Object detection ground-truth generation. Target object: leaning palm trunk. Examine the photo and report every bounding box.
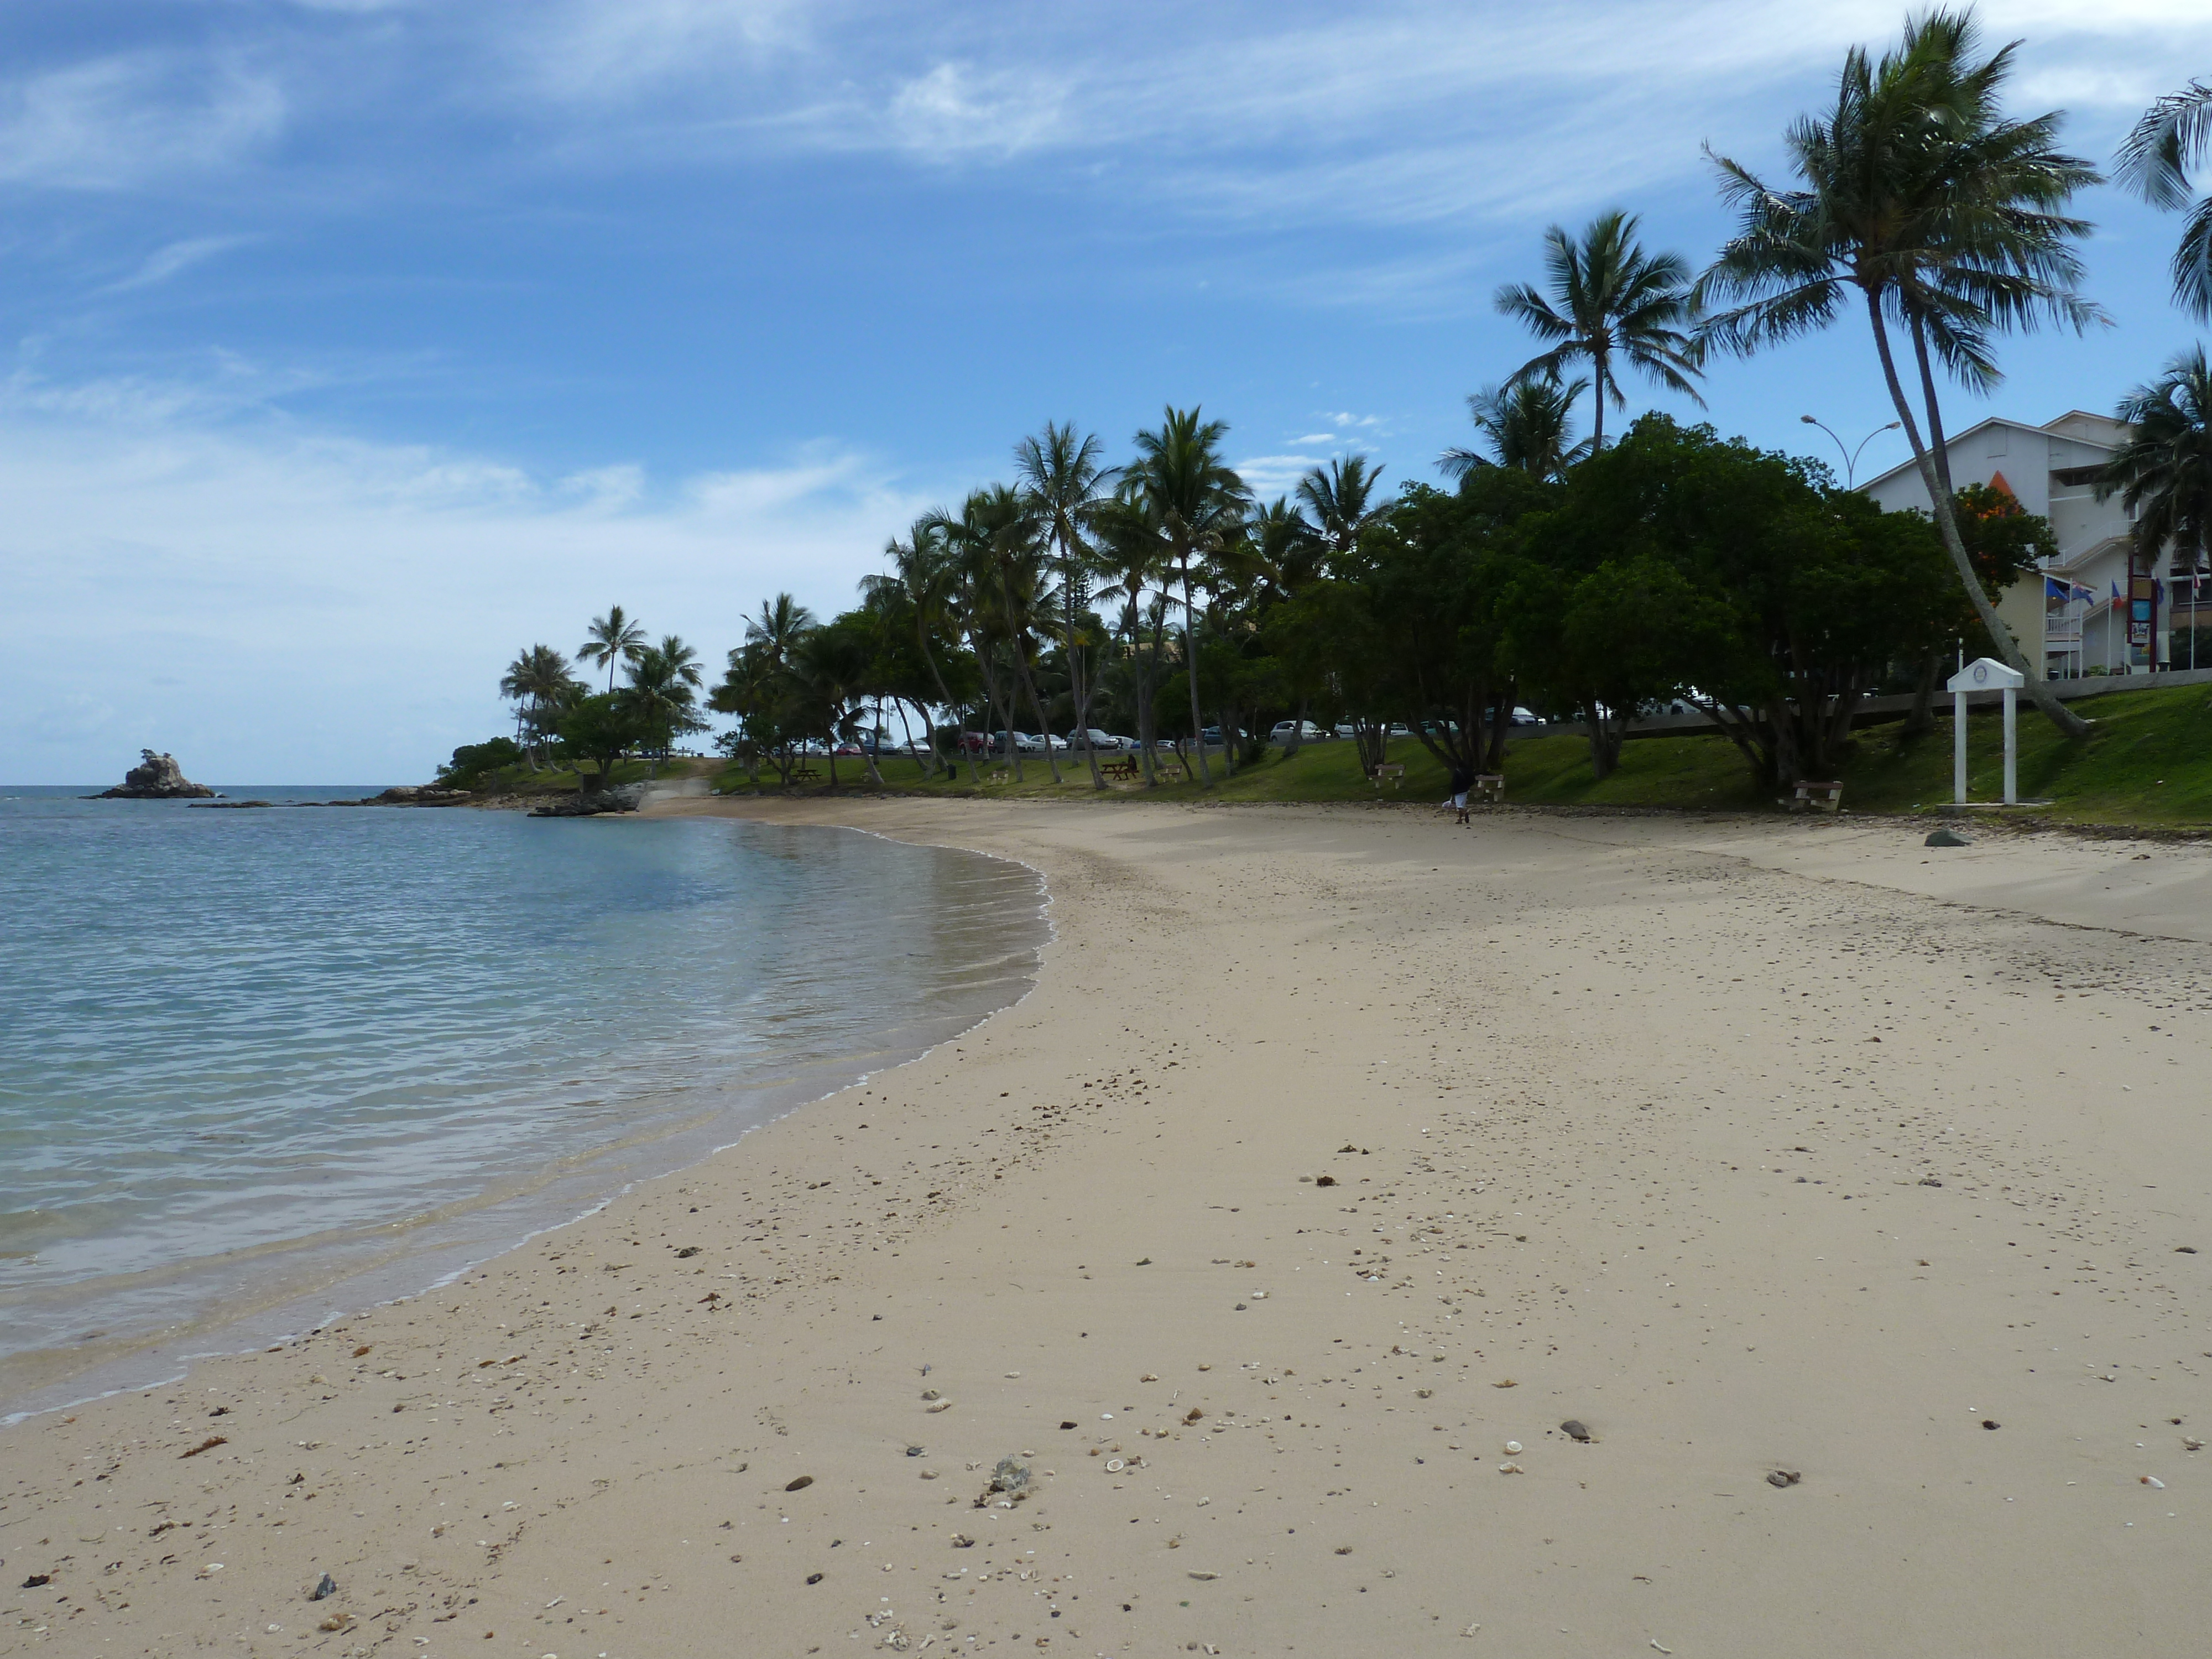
[1014,646,1062,785]
[973,639,1019,781]
[919,646,975,784]
[1867,294,2090,738]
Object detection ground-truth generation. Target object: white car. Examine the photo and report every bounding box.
[1271,720,1327,744]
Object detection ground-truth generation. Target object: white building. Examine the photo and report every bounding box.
[1860,410,2199,677]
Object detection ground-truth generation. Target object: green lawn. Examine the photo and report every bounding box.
[701,684,2212,828]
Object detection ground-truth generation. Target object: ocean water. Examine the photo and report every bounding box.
[0,787,1045,1415]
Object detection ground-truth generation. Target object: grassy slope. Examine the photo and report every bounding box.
[709,681,2212,827]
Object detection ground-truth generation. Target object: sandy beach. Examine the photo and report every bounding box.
[6,796,2211,1658]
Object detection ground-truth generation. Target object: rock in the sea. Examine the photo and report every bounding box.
[95,750,215,799]
[372,785,475,807]
[529,783,644,818]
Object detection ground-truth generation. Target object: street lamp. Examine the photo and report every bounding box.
[1801,414,1902,488]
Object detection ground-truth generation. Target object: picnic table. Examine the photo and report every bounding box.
[1788,779,1844,813]
[1101,756,1139,780]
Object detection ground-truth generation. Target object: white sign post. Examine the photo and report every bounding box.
[1947,656,2026,805]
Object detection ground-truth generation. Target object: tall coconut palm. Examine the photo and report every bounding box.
[1127,406,1250,787]
[1495,210,1704,452]
[2114,79,2212,320]
[1440,378,1594,481]
[2100,347,2212,597]
[1697,7,2103,737]
[1293,455,1389,559]
[578,606,648,691]
[1016,422,1114,788]
[743,593,817,670]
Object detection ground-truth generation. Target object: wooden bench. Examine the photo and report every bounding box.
[1471,773,1505,804]
[1371,763,1406,789]
[1789,779,1844,813]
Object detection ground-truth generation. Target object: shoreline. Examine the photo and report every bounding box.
[5,797,2210,1656]
[0,813,1047,1425]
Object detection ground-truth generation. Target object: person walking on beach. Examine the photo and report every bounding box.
[1448,764,1474,826]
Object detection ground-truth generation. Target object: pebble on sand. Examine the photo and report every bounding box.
[785,1475,815,1492]
[309,1572,338,1600]
[1560,1420,1592,1442]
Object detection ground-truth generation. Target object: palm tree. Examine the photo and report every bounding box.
[1495,210,1704,452]
[578,606,648,691]
[499,644,577,763]
[1698,7,2103,737]
[1091,491,1173,784]
[2100,348,2212,614]
[1127,406,1250,786]
[1293,455,1389,558]
[1016,422,1114,788]
[865,516,969,780]
[624,635,706,770]
[1441,379,1593,481]
[744,593,816,670]
[2114,79,2212,320]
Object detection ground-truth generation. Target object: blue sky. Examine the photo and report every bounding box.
[6,0,2210,782]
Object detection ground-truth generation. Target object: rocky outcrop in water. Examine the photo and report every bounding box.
[372,786,474,806]
[529,783,644,817]
[96,750,215,799]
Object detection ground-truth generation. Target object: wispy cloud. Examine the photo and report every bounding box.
[0,54,284,190]
[98,235,259,294]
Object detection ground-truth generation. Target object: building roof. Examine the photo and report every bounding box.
[1859,410,2124,494]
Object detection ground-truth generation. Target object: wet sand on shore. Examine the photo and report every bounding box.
[5,796,2209,1658]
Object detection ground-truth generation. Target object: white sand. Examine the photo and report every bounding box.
[4,798,2208,1657]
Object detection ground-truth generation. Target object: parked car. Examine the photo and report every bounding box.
[956,732,990,754]
[1509,706,1538,727]
[1270,720,1327,744]
[990,731,1048,754]
[1333,723,1357,739]
[1066,728,1124,752]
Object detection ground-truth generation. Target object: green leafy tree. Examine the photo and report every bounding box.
[1525,416,1955,786]
[1495,210,1704,452]
[1698,7,2104,737]
[554,693,650,790]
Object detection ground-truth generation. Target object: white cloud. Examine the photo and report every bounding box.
[0,373,933,783]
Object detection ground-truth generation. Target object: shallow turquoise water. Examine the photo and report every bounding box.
[0,789,1042,1408]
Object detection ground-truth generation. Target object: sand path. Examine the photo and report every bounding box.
[4,799,2208,1658]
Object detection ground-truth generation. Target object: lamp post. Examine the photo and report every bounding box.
[1801,415,1902,489]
